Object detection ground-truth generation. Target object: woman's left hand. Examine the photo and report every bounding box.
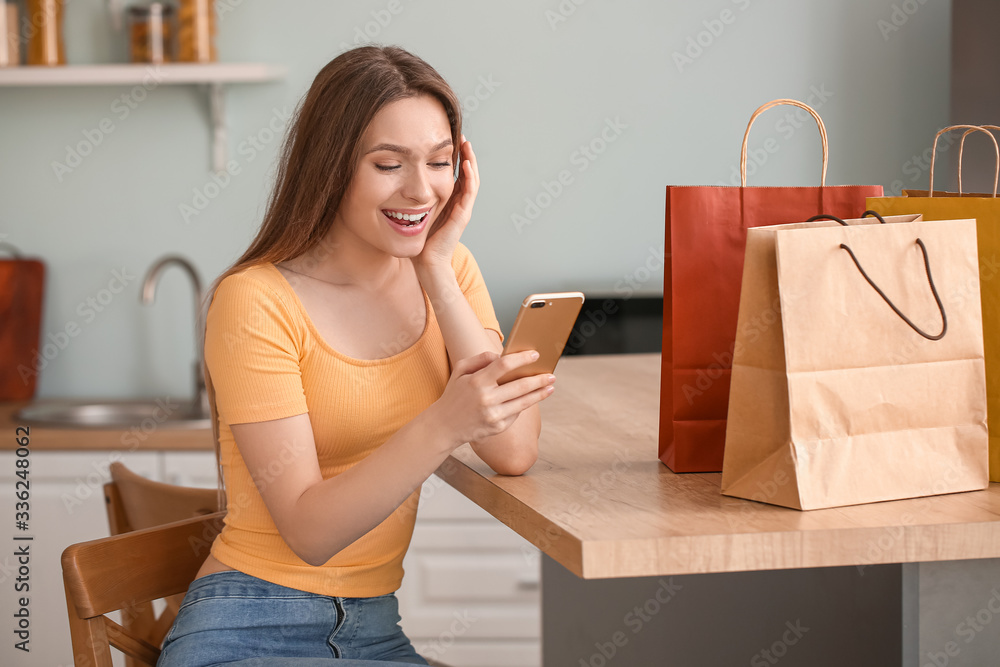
[413,136,479,273]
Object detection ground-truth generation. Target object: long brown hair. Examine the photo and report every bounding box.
[203,46,463,502]
[217,45,463,287]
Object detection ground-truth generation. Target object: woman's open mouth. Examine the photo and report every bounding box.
[382,209,431,236]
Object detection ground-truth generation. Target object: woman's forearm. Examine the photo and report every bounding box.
[419,266,498,360]
[417,266,541,475]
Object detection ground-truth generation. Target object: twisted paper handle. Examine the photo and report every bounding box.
[927,125,999,198]
[741,99,828,187]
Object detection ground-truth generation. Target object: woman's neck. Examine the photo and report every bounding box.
[283,224,405,291]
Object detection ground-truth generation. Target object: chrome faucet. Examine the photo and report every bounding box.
[141,255,208,416]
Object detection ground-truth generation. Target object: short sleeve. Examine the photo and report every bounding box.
[205,270,309,425]
[452,243,503,342]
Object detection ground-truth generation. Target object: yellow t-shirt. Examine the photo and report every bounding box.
[204,243,501,597]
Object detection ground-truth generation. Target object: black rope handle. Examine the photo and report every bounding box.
[807,214,848,226]
[839,238,947,340]
[807,211,889,226]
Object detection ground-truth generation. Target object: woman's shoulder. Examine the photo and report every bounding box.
[211,264,297,316]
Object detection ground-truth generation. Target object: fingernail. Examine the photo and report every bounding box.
[530,351,540,360]
[546,385,555,393]
[547,374,556,383]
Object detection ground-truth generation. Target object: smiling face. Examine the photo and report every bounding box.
[333,95,456,259]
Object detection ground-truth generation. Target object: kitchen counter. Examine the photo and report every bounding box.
[435,353,1000,579]
[1,399,214,450]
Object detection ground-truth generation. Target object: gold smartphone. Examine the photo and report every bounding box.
[498,292,585,384]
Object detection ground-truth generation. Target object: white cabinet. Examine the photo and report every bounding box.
[0,450,540,667]
[398,476,542,667]
[0,449,160,667]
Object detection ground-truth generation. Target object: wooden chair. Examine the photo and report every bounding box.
[62,511,226,667]
[98,465,452,667]
[104,461,222,534]
[102,462,222,666]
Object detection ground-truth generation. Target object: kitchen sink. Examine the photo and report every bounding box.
[15,399,211,430]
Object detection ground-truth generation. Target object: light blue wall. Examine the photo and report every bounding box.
[1,0,951,399]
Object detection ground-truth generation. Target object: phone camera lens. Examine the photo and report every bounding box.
[530,301,545,309]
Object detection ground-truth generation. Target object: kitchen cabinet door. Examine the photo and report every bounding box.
[0,449,159,667]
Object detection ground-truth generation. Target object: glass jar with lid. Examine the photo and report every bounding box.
[26,0,65,66]
[0,1,18,67]
[129,3,176,64]
[177,0,216,63]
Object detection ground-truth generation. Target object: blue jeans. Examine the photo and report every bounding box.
[157,571,428,666]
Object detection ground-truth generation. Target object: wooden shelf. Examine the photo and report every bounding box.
[0,63,285,86]
[0,63,287,172]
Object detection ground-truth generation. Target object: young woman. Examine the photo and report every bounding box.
[157,46,555,666]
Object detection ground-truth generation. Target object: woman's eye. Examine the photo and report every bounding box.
[375,164,400,172]
[429,161,452,169]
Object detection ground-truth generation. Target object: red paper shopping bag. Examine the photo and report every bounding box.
[660,99,883,472]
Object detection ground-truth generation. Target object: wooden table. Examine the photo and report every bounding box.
[435,354,1000,666]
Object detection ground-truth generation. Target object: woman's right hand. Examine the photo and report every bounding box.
[429,350,555,448]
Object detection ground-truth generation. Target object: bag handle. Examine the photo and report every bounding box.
[806,210,887,226]
[927,125,999,198]
[839,239,947,340]
[741,99,829,187]
[956,125,1000,195]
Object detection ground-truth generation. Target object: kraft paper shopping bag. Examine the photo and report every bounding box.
[662,99,883,472]
[722,215,988,510]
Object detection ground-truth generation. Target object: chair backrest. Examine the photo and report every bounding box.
[106,461,221,533]
[100,462,222,667]
[62,511,226,667]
